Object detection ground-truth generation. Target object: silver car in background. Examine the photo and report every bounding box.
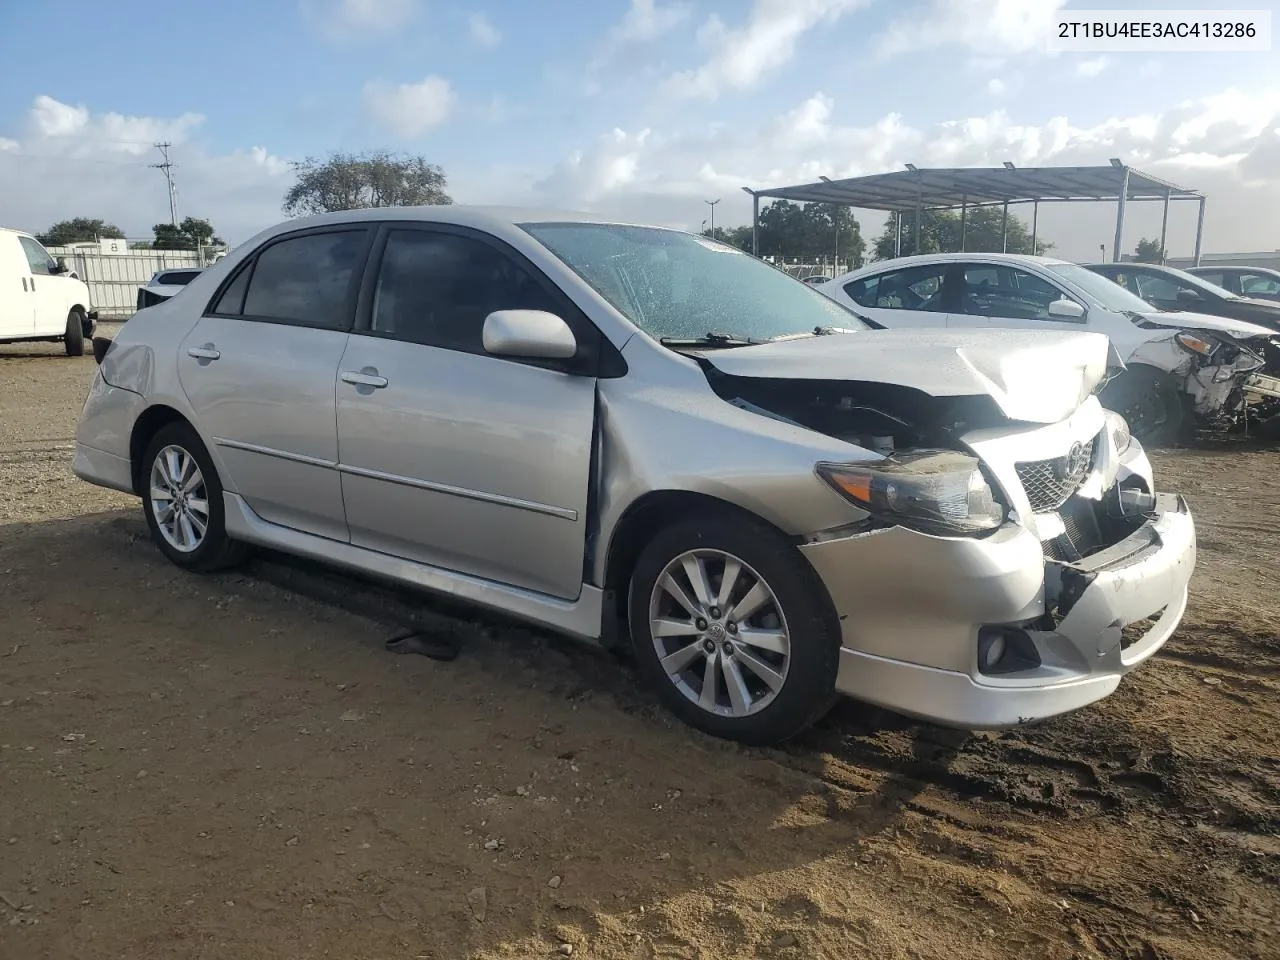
[74,207,1196,744]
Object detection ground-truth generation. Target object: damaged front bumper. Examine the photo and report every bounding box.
[799,494,1196,728]
[1243,372,1280,402]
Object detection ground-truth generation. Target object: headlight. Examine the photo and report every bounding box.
[1104,409,1132,455]
[1175,331,1219,357]
[816,450,1005,537]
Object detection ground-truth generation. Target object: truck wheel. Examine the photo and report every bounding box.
[64,309,86,357]
[1100,367,1184,447]
[627,512,841,745]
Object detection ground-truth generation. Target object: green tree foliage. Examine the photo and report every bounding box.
[871,207,1052,260]
[153,217,224,250]
[1133,237,1165,263]
[37,218,125,246]
[702,201,866,266]
[282,150,452,216]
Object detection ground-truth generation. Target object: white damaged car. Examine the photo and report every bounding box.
[820,253,1280,444]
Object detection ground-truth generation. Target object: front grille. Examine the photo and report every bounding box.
[1015,432,1100,513]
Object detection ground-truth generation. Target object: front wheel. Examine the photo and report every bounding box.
[1099,367,1185,447]
[64,309,86,357]
[141,423,248,572]
[627,513,841,745]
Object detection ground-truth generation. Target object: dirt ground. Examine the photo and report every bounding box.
[2,332,1277,960]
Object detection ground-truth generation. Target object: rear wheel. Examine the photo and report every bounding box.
[1100,367,1184,446]
[141,422,248,572]
[627,513,840,745]
[64,309,86,357]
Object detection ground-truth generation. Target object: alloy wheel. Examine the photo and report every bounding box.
[149,444,210,553]
[647,549,791,718]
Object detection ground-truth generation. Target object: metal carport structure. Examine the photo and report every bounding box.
[742,160,1206,265]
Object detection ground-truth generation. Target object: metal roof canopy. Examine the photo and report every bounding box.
[742,161,1207,265]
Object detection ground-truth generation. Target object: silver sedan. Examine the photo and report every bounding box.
[74,207,1196,744]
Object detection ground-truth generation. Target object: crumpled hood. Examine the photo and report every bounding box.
[696,328,1120,424]
[1135,310,1275,339]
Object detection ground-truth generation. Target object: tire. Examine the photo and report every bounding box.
[627,512,841,745]
[1099,366,1184,447]
[64,309,86,357]
[141,422,248,573]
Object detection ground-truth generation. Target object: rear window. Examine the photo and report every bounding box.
[155,270,201,285]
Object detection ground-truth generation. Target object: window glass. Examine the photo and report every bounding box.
[520,222,866,341]
[1240,273,1280,295]
[371,230,563,352]
[19,236,57,275]
[1194,271,1225,287]
[859,264,949,312]
[211,263,252,315]
[1133,273,1183,303]
[956,264,1068,320]
[241,230,368,327]
[843,275,880,308]
[157,270,202,285]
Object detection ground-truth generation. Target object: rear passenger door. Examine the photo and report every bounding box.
[334,223,600,600]
[838,262,952,328]
[177,226,373,542]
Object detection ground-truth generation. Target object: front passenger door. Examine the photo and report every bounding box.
[949,263,1084,332]
[335,225,599,600]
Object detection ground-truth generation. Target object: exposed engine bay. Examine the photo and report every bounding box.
[701,365,1013,457]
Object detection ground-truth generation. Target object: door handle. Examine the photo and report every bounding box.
[29,277,35,291]
[187,344,221,361]
[22,277,27,292]
[341,369,389,389]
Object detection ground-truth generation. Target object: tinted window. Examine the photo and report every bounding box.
[157,270,201,285]
[1241,273,1280,296]
[1194,271,1225,287]
[371,230,562,353]
[211,263,251,315]
[956,264,1069,320]
[1133,273,1185,303]
[19,236,57,275]
[857,264,949,312]
[241,230,368,328]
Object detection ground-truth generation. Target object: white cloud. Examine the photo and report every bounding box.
[1075,56,1109,78]
[469,12,501,48]
[363,75,455,138]
[613,0,690,42]
[987,78,1007,95]
[0,96,291,242]
[300,0,417,39]
[665,0,870,99]
[519,86,1280,260]
[875,0,1066,58]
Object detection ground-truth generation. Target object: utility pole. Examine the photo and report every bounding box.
[705,198,720,234]
[152,142,178,226]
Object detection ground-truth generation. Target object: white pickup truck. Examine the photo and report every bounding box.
[0,227,97,355]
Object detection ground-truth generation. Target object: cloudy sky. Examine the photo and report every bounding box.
[1,0,1278,260]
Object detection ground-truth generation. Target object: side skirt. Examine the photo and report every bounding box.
[222,492,605,643]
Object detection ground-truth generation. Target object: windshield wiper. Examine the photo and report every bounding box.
[658,331,766,347]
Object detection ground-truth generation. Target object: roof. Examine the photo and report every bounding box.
[279,205,647,232]
[750,164,1202,212]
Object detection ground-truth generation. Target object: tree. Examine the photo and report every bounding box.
[282,150,452,216]
[699,225,754,251]
[37,218,125,246]
[153,217,224,250]
[871,207,1052,260]
[724,200,865,266]
[1133,237,1165,263]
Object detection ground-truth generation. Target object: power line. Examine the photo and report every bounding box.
[151,142,178,226]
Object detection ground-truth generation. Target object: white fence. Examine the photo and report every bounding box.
[47,244,222,320]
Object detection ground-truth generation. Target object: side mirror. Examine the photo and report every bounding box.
[1176,289,1202,304]
[53,258,69,274]
[1047,298,1085,319]
[482,310,577,360]
[92,336,112,365]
